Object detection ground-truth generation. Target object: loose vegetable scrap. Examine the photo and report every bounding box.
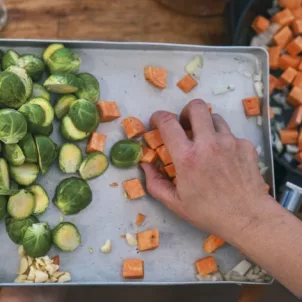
[123,178,146,200]
[203,235,225,254]
[136,213,146,227]
[144,66,167,89]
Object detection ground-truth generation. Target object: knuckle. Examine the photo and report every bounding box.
[155,111,176,128]
[238,139,257,156]
[218,134,236,149]
[181,146,199,167]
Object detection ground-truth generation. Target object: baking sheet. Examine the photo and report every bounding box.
[0,40,273,285]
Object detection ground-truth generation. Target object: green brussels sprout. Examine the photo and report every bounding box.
[2,50,20,70]
[30,83,51,101]
[33,123,53,136]
[75,73,100,103]
[19,133,38,163]
[59,143,82,173]
[27,184,49,215]
[27,98,54,127]
[0,158,10,190]
[0,195,7,221]
[0,50,4,71]
[0,109,27,144]
[79,152,109,180]
[54,177,92,215]
[68,99,100,133]
[7,189,35,219]
[52,222,81,252]
[18,103,45,132]
[44,73,79,94]
[60,116,90,141]
[35,135,58,174]
[42,43,64,62]
[3,144,25,166]
[23,222,52,257]
[18,55,45,82]
[10,163,39,186]
[110,140,142,168]
[54,94,77,119]
[5,215,39,244]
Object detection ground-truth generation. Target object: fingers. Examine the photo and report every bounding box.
[179,99,215,140]
[212,114,232,134]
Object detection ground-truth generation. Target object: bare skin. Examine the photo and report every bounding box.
[141,99,302,298]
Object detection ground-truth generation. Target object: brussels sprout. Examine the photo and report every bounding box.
[30,83,51,101]
[28,98,54,127]
[18,103,45,133]
[52,222,81,252]
[110,140,142,168]
[60,116,90,141]
[79,152,108,180]
[75,73,100,103]
[23,222,52,257]
[54,94,77,119]
[34,123,53,136]
[35,135,57,174]
[44,73,79,94]
[53,177,92,215]
[18,55,45,82]
[19,133,38,163]
[0,158,10,190]
[7,189,35,219]
[59,143,82,173]
[3,144,25,166]
[2,50,20,70]
[0,50,4,71]
[42,43,64,63]
[27,184,49,215]
[5,215,39,244]
[0,196,7,220]
[68,99,100,133]
[10,163,39,186]
[0,109,27,144]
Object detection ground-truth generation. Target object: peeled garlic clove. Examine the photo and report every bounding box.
[18,245,25,257]
[34,271,48,283]
[50,276,58,283]
[58,272,71,283]
[27,256,33,267]
[27,266,36,281]
[19,257,28,275]
[100,240,112,253]
[41,256,52,265]
[45,264,59,276]
[126,233,137,246]
[53,271,65,279]
[14,274,27,283]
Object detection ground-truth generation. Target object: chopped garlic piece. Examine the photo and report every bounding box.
[19,257,28,275]
[45,264,59,276]
[58,272,71,283]
[126,233,137,246]
[14,275,28,283]
[18,245,25,257]
[256,116,263,127]
[212,85,235,95]
[254,81,264,98]
[27,266,36,281]
[34,271,48,283]
[100,240,112,253]
[53,271,65,279]
[232,260,252,276]
[185,55,203,79]
[27,256,33,267]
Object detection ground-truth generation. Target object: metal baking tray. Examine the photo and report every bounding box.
[0,39,274,286]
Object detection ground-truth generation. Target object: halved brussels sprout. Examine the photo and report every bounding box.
[18,55,45,82]
[60,116,90,141]
[110,140,142,168]
[54,177,92,215]
[59,143,82,173]
[19,103,46,132]
[54,94,77,119]
[34,123,53,136]
[23,222,52,257]
[3,143,25,166]
[0,109,27,144]
[76,73,100,103]
[7,189,35,219]
[0,196,7,221]
[42,43,64,63]
[35,135,58,174]
[28,98,54,127]
[68,99,100,132]
[0,158,10,190]
[79,152,109,180]
[10,163,39,186]
[27,184,49,215]
[0,180,19,196]
[52,222,81,252]
[44,73,79,94]
[0,50,3,71]
[30,83,51,101]
[5,215,39,244]
[2,49,20,70]
[19,133,38,163]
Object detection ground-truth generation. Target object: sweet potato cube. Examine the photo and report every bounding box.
[288,86,302,106]
[195,256,218,276]
[177,74,198,93]
[280,67,298,85]
[286,36,302,56]
[292,19,302,35]
[136,213,146,227]
[203,235,225,254]
[121,117,146,139]
[272,8,295,26]
[287,106,302,129]
[97,101,121,122]
[252,16,270,33]
[268,46,282,70]
[144,129,163,149]
[298,60,302,71]
[137,228,159,252]
[279,0,301,9]
[291,7,302,19]
[144,66,167,89]
[123,259,144,279]
[299,131,302,150]
[242,97,261,116]
[156,145,172,165]
[293,71,302,88]
[140,145,158,163]
[164,163,176,178]
[279,54,300,70]
[123,178,146,200]
[86,132,106,153]
[273,26,293,48]
[279,129,299,144]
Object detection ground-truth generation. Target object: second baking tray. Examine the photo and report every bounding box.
[0,40,273,285]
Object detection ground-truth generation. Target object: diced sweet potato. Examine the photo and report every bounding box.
[53,256,60,266]
[136,213,146,227]
[286,36,302,56]
[273,26,293,48]
[203,235,226,253]
[287,106,302,129]
[123,259,144,279]
[293,71,302,88]
[291,7,302,19]
[268,46,282,69]
[121,117,147,139]
[86,132,106,153]
[292,19,302,35]
[97,101,121,122]
[123,178,146,200]
[299,131,302,150]
[252,16,270,34]
[270,75,285,94]
[279,129,299,144]
[140,145,158,163]
[177,74,198,93]
[164,163,176,178]
[144,129,164,149]
[137,228,159,252]
[195,256,218,276]
[272,8,295,26]
[144,66,167,89]
[242,97,261,116]
[279,0,301,9]
[280,67,298,85]
[172,178,177,185]
[279,54,301,70]
[156,145,172,165]
[288,86,302,106]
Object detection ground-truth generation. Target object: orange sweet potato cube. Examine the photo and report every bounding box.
[273,26,293,48]
[123,178,146,200]
[298,60,302,71]
[97,101,121,122]
[286,36,302,56]
[195,256,218,276]
[203,235,226,254]
[268,46,282,70]
[280,67,298,85]
[272,8,295,26]
[177,74,198,93]
[279,0,301,9]
[123,259,144,279]
[156,145,172,165]
[288,86,302,106]
[299,131,302,150]
[279,129,299,144]
[140,145,158,163]
[293,71,302,88]
[242,97,261,116]
[252,16,270,33]
[144,129,164,149]
[279,54,300,70]
[121,117,147,139]
[144,66,167,89]
[287,106,302,129]
[86,132,106,153]
[291,7,302,19]
[136,213,146,227]
[292,19,302,35]
[164,163,176,178]
[137,228,159,252]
